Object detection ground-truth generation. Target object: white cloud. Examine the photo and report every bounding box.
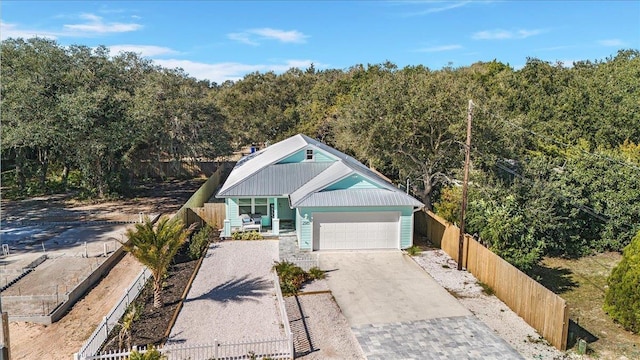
[152,59,322,84]
[109,44,178,57]
[598,39,626,47]
[417,44,462,52]
[407,1,471,16]
[472,28,544,40]
[250,28,308,43]
[227,32,259,46]
[63,13,142,34]
[0,21,59,40]
[228,28,309,45]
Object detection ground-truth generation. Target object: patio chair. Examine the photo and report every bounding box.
[240,214,261,232]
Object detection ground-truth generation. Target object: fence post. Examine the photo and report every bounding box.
[214,339,219,359]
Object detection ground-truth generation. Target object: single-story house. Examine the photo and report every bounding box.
[216,134,424,251]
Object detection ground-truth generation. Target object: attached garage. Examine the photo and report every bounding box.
[312,211,400,250]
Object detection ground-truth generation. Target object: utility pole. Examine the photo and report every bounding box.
[458,100,474,271]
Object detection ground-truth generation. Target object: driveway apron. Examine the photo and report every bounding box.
[320,251,523,359]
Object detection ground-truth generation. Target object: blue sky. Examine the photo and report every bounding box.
[2,1,639,84]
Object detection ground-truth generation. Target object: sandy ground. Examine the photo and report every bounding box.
[290,279,365,359]
[412,249,579,360]
[8,253,143,360]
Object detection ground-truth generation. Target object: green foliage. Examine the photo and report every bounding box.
[307,266,326,280]
[129,345,166,360]
[118,303,141,350]
[188,225,215,260]
[434,186,462,225]
[122,216,194,308]
[405,245,422,256]
[273,261,323,295]
[231,230,263,240]
[603,231,640,332]
[477,281,495,296]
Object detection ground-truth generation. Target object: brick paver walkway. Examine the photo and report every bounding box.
[352,315,524,360]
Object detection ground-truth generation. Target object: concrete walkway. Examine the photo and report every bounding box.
[168,240,284,344]
[321,251,522,359]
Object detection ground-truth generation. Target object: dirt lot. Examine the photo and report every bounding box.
[533,253,640,359]
[1,178,206,359]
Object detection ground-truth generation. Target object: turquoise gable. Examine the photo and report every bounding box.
[325,174,382,190]
[277,147,336,164]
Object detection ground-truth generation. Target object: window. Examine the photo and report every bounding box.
[238,198,269,216]
[238,198,252,215]
[254,198,268,216]
[306,149,314,160]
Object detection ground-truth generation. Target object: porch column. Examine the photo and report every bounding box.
[223,219,231,237]
[272,197,280,235]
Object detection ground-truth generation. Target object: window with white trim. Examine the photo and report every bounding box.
[238,198,269,216]
[306,149,314,160]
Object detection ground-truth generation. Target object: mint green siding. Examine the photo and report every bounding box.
[226,198,241,227]
[313,151,334,162]
[325,174,382,190]
[296,206,415,250]
[277,148,336,164]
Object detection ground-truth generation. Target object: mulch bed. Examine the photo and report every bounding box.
[101,244,199,352]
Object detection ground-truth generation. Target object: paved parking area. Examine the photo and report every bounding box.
[320,251,522,359]
[352,316,523,360]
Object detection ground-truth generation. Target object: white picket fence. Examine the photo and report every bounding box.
[77,270,294,360]
[85,338,292,360]
[75,267,151,360]
[285,255,319,272]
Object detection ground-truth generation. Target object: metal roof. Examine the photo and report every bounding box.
[216,133,425,210]
[293,189,425,208]
[217,135,308,196]
[219,162,333,196]
[289,161,353,205]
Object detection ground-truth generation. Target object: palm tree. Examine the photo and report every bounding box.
[122,216,194,308]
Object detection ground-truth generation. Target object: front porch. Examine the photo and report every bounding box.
[221,196,297,238]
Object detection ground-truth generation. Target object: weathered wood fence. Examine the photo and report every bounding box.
[415,210,570,351]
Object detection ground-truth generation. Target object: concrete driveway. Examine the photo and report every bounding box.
[320,251,523,359]
[320,251,470,326]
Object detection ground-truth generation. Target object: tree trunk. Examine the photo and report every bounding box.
[421,176,434,211]
[61,164,69,189]
[38,148,48,189]
[153,278,163,308]
[15,148,26,190]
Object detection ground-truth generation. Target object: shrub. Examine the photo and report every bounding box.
[189,225,215,260]
[307,266,326,280]
[129,345,166,360]
[603,230,640,333]
[405,245,422,256]
[231,230,263,240]
[273,261,317,296]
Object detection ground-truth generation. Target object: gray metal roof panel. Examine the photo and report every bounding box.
[289,162,353,205]
[217,135,308,196]
[294,189,424,208]
[220,162,333,196]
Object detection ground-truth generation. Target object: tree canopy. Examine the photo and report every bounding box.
[2,37,639,269]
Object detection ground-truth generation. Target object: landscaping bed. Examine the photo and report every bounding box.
[101,242,201,352]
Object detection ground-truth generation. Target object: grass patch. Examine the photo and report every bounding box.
[405,245,422,256]
[535,253,640,358]
[477,281,495,296]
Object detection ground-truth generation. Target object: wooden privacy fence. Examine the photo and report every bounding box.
[174,163,228,227]
[415,210,570,351]
[187,203,226,229]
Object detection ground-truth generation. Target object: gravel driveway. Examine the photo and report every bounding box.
[168,240,283,344]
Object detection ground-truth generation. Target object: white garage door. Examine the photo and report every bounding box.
[313,212,400,250]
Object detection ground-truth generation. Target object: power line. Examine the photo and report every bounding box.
[473,104,640,172]
[471,146,611,224]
